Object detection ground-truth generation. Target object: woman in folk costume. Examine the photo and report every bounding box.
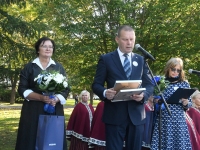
[89,101,126,150]
[89,101,106,150]
[141,95,155,150]
[66,90,94,150]
[186,90,200,149]
[185,112,200,150]
[187,90,200,135]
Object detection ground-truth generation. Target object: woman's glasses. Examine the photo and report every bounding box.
[40,45,54,49]
[170,68,181,73]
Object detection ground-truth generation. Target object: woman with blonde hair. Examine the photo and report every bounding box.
[151,58,192,150]
[190,90,200,110]
[66,90,94,150]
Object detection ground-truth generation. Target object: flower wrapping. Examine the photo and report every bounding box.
[152,76,169,111]
[34,71,68,113]
[152,76,169,95]
[43,92,56,114]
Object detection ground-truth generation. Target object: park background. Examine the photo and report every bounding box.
[0,0,200,149]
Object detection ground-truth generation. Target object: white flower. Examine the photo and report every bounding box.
[63,81,68,88]
[44,75,52,85]
[34,71,68,93]
[53,73,64,84]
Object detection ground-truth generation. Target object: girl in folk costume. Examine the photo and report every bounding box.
[66,90,94,150]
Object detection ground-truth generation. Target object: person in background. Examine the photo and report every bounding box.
[187,90,200,135]
[141,95,155,150]
[74,94,79,105]
[151,57,192,150]
[89,101,106,150]
[186,90,200,149]
[66,90,94,150]
[89,101,126,150]
[92,25,154,150]
[185,112,200,150]
[15,37,69,150]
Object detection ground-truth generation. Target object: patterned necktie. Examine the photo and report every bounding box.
[123,53,131,79]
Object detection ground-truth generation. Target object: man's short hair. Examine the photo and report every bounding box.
[116,25,134,37]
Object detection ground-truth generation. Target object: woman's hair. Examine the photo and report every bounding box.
[79,90,90,100]
[191,90,200,103]
[34,37,56,56]
[164,57,185,81]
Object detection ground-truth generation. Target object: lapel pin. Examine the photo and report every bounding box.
[132,61,138,67]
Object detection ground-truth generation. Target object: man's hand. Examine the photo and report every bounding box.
[131,92,144,102]
[106,88,117,100]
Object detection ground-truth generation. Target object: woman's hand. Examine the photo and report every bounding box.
[181,98,189,106]
[40,95,60,106]
[50,96,60,106]
[40,95,52,104]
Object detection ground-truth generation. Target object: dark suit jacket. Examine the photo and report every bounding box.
[92,50,154,125]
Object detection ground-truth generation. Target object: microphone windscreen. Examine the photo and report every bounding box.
[188,69,193,74]
[135,44,140,50]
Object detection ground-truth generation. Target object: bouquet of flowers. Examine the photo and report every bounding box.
[152,75,169,111]
[152,76,169,95]
[34,70,68,113]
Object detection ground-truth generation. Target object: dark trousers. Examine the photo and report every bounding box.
[105,116,144,150]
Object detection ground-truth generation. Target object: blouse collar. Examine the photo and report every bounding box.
[32,57,56,70]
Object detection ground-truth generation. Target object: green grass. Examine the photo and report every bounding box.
[0,109,21,150]
[0,99,100,150]
[65,99,100,107]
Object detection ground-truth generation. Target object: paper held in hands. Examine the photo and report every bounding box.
[113,80,142,93]
[112,80,145,102]
[167,88,196,104]
[112,88,146,102]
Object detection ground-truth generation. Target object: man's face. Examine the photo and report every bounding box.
[115,30,136,53]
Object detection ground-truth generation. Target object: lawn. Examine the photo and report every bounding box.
[0,99,100,150]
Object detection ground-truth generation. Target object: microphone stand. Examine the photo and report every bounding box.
[143,58,171,150]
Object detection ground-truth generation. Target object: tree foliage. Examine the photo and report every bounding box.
[0,0,200,104]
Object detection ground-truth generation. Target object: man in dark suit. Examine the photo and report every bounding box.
[92,25,154,150]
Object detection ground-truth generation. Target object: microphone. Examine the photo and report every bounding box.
[135,44,156,61]
[188,69,200,75]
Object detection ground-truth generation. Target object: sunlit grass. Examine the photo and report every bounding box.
[0,99,100,107]
[0,99,100,150]
[65,99,100,107]
[0,109,21,150]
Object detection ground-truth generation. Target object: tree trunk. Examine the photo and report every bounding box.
[10,86,16,104]
[90,90,94,105]
[10,74,18,104]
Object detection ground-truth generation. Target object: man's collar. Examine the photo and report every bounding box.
[117,47,133,56]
